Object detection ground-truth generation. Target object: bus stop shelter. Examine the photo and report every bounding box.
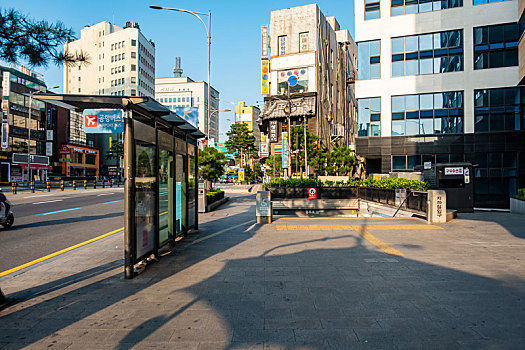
[34,94,205,279]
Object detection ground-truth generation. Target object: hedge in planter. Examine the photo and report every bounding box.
[206,190,225,205]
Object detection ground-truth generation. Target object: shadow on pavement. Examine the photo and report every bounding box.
[0,196,524,349]
[5,212,124,231]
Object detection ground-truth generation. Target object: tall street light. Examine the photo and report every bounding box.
[26,85,59,183]
[150,4,212,139]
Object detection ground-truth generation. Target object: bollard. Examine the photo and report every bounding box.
[46,181,51,192]
[110,179,113,188]
[84,180,87,189]
[11,182,16,194]
[427,190,447,223]
[30,181,35,193]
[60,180,64,191]
[93,180,97,189]
[102,180,105,189]
[72,180,76,190]
[256,191,272,224]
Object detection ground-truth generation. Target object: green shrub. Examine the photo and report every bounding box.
[518,188,525,200]
[263,177,429,191]
[206,190,225,204]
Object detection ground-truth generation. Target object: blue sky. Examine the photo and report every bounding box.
[1,0,355,141]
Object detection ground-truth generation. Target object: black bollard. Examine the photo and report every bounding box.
[11,182,16,194]
[30,181,35,193]
[60,180,64,191]
[84,180,87,189]
[46,181,51,192]
[72,180,76,190]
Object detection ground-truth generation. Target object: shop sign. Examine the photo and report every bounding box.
[46,130,53,141]
[444,167,463,175]
[424,162,432,170]
[238,168,245,182]
[59,145,71,154]
[1,122,8,149]
[2,72,10,99]
[282,132,289,169]
[259,143,269,158]
[464,168,470,184]
[261,60,269,95]
[261,25,269,59]
[83,109,124,133]
[269,120,278,143]
[46,142,53,156]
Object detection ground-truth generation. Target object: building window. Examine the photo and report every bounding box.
[365,0,380,20]
[391,29,463,77]
[131,64,136,71]
[391,91,464,136]
[299,32,309,52]
[357,97,381,136]
[357,40,381,80]
[474,87,525,132]
[391,0,462,16]
[131,52,136,59]
[474,23,519,70]
[278,35,286,55]
[131,39,137,46]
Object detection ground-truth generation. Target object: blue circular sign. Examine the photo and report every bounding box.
[288,75,298,87]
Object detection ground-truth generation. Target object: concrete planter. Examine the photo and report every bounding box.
[510,197,525,215]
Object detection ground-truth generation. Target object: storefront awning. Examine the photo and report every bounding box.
[260,93,316,121]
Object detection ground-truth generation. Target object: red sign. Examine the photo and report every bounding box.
[308,187,317,199]
[59,145,71,154]
[84,114,97,127]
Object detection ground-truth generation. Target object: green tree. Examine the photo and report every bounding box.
[265,155,282,178]
[106,140,124,179]
[288,126,328,176]
[325,147,356,176]
[224,123,257,167]
[0,8,88,67]
[199,146,227,190]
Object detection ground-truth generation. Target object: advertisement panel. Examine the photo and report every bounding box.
[83,109,124,133]
[174,106,198,128]
[282,132,289,169]
[1,122,8,149]
[45,142,53,156]
[261,25,269,59]
[277,68,308,94]
[238,168,245,182]
[261,60,269,95]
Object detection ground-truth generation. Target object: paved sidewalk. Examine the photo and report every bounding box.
[1,193,525,349]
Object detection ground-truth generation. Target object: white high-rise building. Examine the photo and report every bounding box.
[155,76,220,141]
[355,0,523,208]
[63,21,155,97]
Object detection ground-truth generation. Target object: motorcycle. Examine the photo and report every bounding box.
[0,190,14,228]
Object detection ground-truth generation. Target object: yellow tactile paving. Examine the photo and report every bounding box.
[275,223,442,257]
[276,224,442,231]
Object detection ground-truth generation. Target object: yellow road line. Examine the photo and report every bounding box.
[280,216,418,220]
[0,227,124,278]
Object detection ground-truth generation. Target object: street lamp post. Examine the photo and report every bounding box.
[150,5,212,139]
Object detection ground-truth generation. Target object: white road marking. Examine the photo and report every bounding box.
[23,194,55,199]
[97,193,114,196]
[32,199,63,205]
[244,223,257,232]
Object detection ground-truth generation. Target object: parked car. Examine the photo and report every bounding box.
[227,175,238,183]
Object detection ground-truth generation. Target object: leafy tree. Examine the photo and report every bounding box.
[325,147,356,176]
[106,140,124,179]
[199,146,227,190]
[288,126,327,176]
[0,8,88,67]
[265,154,282,178]
[224,123,257,167]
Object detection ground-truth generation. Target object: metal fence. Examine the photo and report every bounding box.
[9,179,122,194]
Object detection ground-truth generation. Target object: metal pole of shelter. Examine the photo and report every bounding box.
[124,110,135,279]
[304,115,308,177]
[207,10,212,141]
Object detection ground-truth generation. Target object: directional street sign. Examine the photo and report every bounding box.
[83,109,124,133]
